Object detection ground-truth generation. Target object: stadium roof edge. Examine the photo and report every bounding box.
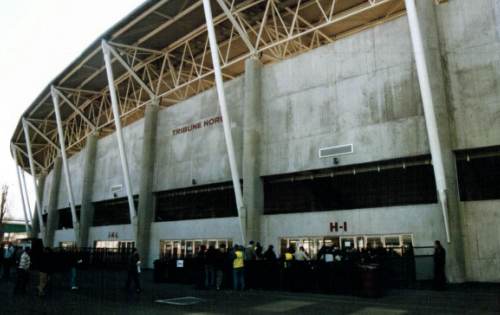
[10,0,407,175]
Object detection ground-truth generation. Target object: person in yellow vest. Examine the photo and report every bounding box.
[284,247,294,268]
[232,245,245,290]
[282,247,295,290]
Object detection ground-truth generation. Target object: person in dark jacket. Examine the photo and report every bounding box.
[214,245,226,290]
[205,245,217,289]
[195,245,206,289]
[3,243,15,280]
[68,249,83,290]
[38,247,53,297]
[255,242,264,260]
[263,245,277,261]
[125,249,141,293]
[433,240,446,290]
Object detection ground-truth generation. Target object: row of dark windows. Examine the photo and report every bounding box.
[51,150,500,228]
[263,163,437,214]
[456,148,500,201]
[155,182,237,222]
[93,196,138,226]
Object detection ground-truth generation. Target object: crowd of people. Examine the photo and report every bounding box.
[0,243,87,296]
[157,240,423,293]
[0,239,448,297]
[0,243,144,296]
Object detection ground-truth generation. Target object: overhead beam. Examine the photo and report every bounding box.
[102,39,139,245]
[23,119,60,151]
[12,145,31,233]
[203,0,247,245]
[215,0,256,54]
[22,119,46,236]
[53,87,97,130]
[51,86,81,244]
[11,143,45,171]
[104,41,156,100]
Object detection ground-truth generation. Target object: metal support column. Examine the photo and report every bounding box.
[101,40,138,244]
[405,0,450,242]
[51,87,80,244]
[22,118,45,238]
[20,166,33,223]
[12,146,31,233]
[202,0,246,245]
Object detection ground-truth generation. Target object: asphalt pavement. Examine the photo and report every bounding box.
[0,269,498,315]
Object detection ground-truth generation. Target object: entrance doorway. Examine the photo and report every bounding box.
[280,233,413,258]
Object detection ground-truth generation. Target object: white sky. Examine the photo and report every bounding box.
[0,0,145,220]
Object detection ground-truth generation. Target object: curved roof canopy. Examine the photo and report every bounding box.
[10,0,405,175]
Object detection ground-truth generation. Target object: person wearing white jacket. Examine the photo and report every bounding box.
[14,247,31,294]
[294,246,310,261]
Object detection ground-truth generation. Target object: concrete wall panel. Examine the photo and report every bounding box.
[57,150,85,209]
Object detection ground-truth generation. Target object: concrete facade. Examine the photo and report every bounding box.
[31,174,46,239]
[242,58,264,243]
[49,0,500,282]
[79,134,98,247]
[436,0,500,282]
[137,103,159,267]
[45,157,62,248]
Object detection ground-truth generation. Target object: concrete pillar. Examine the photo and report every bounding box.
[242,58,263,243]
[78,133,98,248]
[31,174,46,240]
[45,157,62,247]
[408,0,465,282]
[137,103,159,267]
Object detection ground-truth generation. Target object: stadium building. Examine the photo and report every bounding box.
[9,0,500,283]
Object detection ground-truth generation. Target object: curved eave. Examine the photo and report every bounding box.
[10,0,406,175]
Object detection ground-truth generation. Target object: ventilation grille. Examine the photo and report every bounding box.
[319,144,353,158]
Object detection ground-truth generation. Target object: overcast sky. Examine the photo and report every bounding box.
[0,0,145,221]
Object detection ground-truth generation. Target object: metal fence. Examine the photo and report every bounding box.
[154,246,424,294]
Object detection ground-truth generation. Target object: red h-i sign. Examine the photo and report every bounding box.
[330,221,347,232]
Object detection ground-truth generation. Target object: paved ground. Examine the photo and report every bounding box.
[0,269,498,314]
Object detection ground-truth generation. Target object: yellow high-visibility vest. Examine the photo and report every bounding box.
[284,252,293,268]
[233,250,244,269]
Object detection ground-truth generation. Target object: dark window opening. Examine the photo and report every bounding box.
[456,146,500,201]
[58,206,81,229]
[93,196,138,226]
[155,182,238,222]
[264,156,437,214]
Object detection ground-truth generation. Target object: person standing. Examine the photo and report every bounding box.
[195,245,207,289]
[255,242,264,260]
[68,249,83,290]
[294,246,310,261]
[232,245,245,291]
[244,241,256,289]
[263,245,277,261]
[125,249,141,293]
[205,245,217,289]
[14,247,31,294]
[244,241,256,261]
[214,245,226,290]
[38,247,54,297]
[433,240,446,290]
[3,243,15,280]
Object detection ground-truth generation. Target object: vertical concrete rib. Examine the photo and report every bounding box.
[137,103,159,267]
[405,0,465,282]
[78,133,97,248]
[242,58,263,243]
[31,174,46,240]
[45,157,62,247]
